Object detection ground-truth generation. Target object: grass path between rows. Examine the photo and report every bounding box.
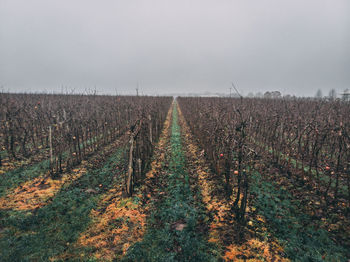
[0,134,120,199]
[0,146,128,261]
[250,172,350,261]
[123,102,218,262]
[0,134,129,211]
[0,159,50,198]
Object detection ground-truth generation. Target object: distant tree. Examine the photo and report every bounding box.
[264,91,281,99]
[315,89,323,99]
[328,89,337,100]
[264,91,271,98]
[342,89,350,101]
[255,92,263,98]
[271,91,282,98]
[247,92,254,98]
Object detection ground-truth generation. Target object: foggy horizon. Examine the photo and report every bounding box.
[1,0,349,97]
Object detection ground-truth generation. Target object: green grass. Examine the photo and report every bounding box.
[0,159,50,197]
[123,104,217,262]
[250,172,349,261]
[0,147,128,261]
[0,134,115,198]
[249,138,348,195]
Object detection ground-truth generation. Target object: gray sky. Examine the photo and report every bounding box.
[0,0,349,96]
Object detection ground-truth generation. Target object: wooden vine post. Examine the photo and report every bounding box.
[148,114,152,143]
[49,125,53,172]
[126,134,134,196]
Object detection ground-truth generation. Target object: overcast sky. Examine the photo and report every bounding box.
[0,0,349,96]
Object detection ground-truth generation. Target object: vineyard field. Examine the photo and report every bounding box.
[0,93,349,261]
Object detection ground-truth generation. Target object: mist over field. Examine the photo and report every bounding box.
[0,0,349,96]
